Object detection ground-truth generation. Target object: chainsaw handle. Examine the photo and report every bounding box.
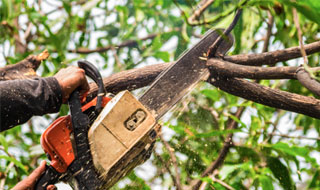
[35,165,61,190]
[78,60,106,112]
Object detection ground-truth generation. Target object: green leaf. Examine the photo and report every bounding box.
[201,89,220,102]
[309,170,320,188]
[135,9,145,22]
[270,142,314,163]
[0,134,8,152]
[0,0,13,20]
[154,51,170,62]
[232,9,243,55]
[81,0,102,12]
[220,163,244,180]
[259,175,274,190]
[267,156,295,190]
[0,155,28,174]
[228,114,247,128]
[279,0,320,25]
[151,35,162,51]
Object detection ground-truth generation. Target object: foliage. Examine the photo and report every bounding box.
[0,0,320,189]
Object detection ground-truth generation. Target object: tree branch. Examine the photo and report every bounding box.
[262,11,273,53]
[224,41,320,66]
[209,76,320,119]
[296,67,320,96]
[153,151,181,188]
[207,59,298,79]
[86,61,320,120]
[0,50,49,80]
[188,0,215,24]
[159,135,182,190]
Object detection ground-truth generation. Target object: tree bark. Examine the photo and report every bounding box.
[0,50,49,81]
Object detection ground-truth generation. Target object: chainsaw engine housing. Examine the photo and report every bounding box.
[88,90,160,188]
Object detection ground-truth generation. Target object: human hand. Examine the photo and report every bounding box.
[54,66,90,103]
[13,161,57,190]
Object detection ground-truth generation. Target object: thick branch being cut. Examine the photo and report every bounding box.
[86,62,172,101]
[86,62,320,119]
[0,50,49,81]
[224,41,320,66]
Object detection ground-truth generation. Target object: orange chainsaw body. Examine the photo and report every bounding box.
[41,96,112,173]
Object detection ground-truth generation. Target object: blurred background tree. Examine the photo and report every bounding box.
[0,0,320,189]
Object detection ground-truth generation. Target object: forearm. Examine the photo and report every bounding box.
[0,77,62,131]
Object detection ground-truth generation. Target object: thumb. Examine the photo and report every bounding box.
[29,160,47,180]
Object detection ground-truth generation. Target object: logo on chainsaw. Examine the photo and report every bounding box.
[124,109,147,131]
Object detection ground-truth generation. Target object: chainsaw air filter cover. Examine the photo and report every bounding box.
[88,90,160,189]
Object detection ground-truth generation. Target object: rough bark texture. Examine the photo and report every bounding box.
[224,41,320,66]
[209,76,320,119]
[207,59,298,79]
[85,60,320,119]
[0,50,49,81]
[2,42,320,120]
[296,67,320,96]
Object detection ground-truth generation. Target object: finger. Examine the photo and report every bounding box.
[28,160,47,180]
[47,185,57,190]
[79,76,90,95]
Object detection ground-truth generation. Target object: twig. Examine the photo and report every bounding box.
[0,162,14,190]
[188,0,215,23]
[210,176,235,190]
[111,46,124,71]
[153,151,180,188]
[262,11,274,53]
[207,9,242,58]
[192,107,245,190]
[13,15,27,54]
[292,9,320,96]
[69,33,157,54]
[267,110,283,142]
[292,8,308,65]
[159,135,182,190]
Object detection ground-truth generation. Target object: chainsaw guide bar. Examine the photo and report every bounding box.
[140,29,234,119]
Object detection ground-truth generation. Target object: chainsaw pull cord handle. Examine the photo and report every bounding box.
[77,60,106,113]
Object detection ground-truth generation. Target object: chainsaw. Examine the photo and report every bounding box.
[35,29,234,190]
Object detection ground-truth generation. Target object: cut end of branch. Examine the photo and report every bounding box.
[36,49,50,62]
